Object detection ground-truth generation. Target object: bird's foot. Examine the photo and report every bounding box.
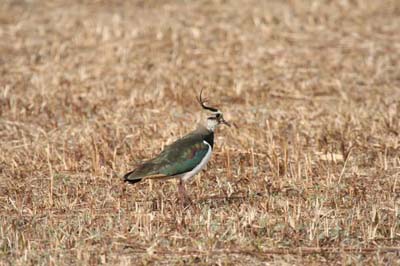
[181,195,192,208]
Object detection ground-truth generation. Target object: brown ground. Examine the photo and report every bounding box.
[1,0,400,265]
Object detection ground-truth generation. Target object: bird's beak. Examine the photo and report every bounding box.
[222,119,231,127]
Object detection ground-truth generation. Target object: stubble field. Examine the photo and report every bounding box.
[1,0,400,265]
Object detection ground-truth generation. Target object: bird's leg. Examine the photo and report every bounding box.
[178,179,192,206]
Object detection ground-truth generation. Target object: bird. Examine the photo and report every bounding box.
[123,89,230,205]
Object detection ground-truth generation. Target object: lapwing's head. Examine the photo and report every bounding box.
[198,89,231,132]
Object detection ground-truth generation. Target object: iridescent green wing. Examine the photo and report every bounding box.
[156,140,210,176]
[124,133,210,181]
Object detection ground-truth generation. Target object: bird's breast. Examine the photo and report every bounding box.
[180,141,212,182]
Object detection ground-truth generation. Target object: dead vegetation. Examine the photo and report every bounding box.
[1,0,399,265]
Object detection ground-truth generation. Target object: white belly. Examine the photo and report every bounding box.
[180,141,212,182]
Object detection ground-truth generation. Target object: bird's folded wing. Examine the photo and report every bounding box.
[124,133,210,181]
[156,141,210,176]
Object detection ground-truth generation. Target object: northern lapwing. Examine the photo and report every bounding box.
[123,90,230,205]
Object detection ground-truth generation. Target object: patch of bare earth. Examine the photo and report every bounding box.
[1,0,399,265]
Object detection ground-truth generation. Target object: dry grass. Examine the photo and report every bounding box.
[1,0,400,265]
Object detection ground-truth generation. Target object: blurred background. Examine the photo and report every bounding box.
[1,0,399,264]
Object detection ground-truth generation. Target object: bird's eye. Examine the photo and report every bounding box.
[216,113,221,118]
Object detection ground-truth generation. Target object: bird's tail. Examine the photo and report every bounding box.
[123,161,167,184]
[123,170,142,184]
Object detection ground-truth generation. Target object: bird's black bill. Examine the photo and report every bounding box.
[222,119,231,127]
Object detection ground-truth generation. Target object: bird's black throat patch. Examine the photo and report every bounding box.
[204,131,214,149]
